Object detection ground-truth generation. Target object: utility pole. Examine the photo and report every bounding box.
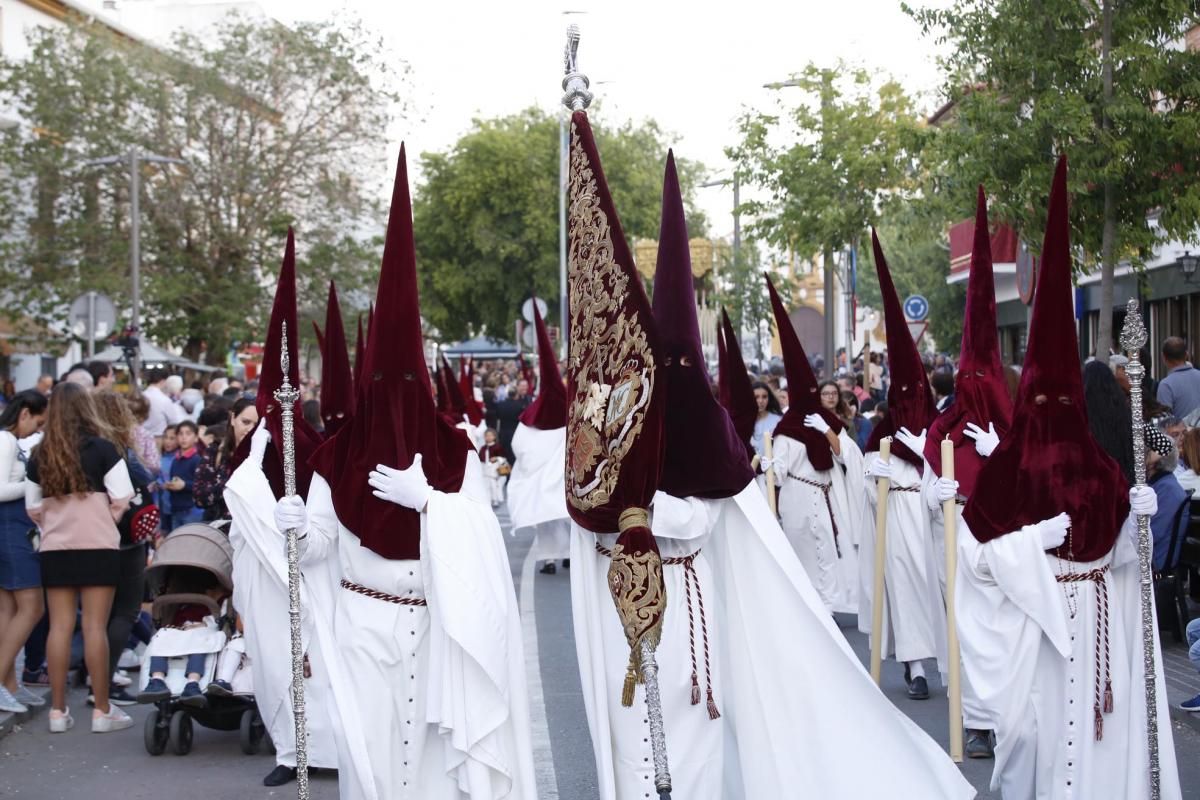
[84,148,186,387]
[820,71,837,379]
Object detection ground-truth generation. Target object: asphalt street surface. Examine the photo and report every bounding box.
[4,503,1200,799]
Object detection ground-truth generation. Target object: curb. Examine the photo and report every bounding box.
[0,686,51,741]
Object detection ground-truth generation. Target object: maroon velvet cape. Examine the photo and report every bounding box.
[766,275,844,471]
[228,229,322,500]
[651,153,753,499]
[318,281,355,438]
[564,109,664,538]
[459,358,486,427]
[520,297,567,430]
[864,230,938,469]
[963,156,1129,561]
[716,308,757,461]
[924,188,1013,498]
[439,355,475,426]
[309,146,470,561]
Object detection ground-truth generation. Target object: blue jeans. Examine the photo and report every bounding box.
[1188,618,1200,673]
[149,653,206,678]
[166,508,203,532]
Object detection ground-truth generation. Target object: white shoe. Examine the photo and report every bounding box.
[111,670,131,688]
[118,648,140,670]
[91,705,133,733]
[49,707,74,733]
[15,686,45,707]
[0,685,27,714]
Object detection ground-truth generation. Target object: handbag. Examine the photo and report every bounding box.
[119,459,161,545]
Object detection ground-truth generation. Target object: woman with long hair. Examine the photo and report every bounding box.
[91,391,155,706]
[818,380,854,429]
[25,383,134,733]
[0,390,48,713]
[194,398,258,521]
[1082,360,1135,484]
[751,380,783,460]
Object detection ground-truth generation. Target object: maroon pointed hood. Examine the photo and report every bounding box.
[520,297,567,429]
[312,322,325,362]
[650,153,753,498]
[310,145,470,560]
[439,355,475,426]
[766,275,843,470]
[319,281,354,438]
[352,315,365,392]
[925,187,1013,496]
[864,230,937,468]
[457,357,485,426]
[229,229,322,498]
[517,352,536,392]
[717,308,757,458]
[965,155,1128,561]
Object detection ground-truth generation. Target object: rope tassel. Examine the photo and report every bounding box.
[706,689,721,720]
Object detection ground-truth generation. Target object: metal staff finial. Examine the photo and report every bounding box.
[562,24,593,113]
[1120,298,1160,800]
[274,319,310,800]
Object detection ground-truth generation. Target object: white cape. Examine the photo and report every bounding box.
[958,517,1181,799]
[571,480,975,799]
[506,423,570,561]
[224,459,364,778]
[302,458,536,800]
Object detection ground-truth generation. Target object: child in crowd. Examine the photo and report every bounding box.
[158,425,178,512]
[138,567,228,708]
[165,422,203,531]
[479,428,508,508]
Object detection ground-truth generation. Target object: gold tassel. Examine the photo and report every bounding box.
[1094,705,1103,741]
[621,659,637,707]
[1103,681,1113,714]
[706,689,721,720]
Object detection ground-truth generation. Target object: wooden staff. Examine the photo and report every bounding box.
[764,432,777,516]
[869,437,892,685]
[941,436,963,763]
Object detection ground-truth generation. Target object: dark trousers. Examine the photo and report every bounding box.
[106,545,146,677]
[149,653,205,677]
[23,609,49,673]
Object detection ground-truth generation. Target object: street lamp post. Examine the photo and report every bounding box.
[85,148,186,386]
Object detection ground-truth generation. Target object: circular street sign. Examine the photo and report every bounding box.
[521,297,549,324]
[903,294,929,322]
[1017,240,1038,305]
[70,292,118,339]
[521,326,537,350]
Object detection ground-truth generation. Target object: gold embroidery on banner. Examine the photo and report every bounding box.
[565,120,656,512]
[606,542,666,706]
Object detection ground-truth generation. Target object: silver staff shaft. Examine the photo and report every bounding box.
[275,320,310,800]
[1120,298,1160,800]
[639,638,672,799]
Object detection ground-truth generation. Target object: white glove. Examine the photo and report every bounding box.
[1130,485,1158,517]
[964,422,1000,457]
[369,454,433,512]
[895,427,927,457]
[273,495,308,537]
[867,457,893,481]
[1033,512,1071,551]
[249,424,271,465]
[803,413,831,435]
[934,477,959,502]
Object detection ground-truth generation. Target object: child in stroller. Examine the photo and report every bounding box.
[136,523,265,756]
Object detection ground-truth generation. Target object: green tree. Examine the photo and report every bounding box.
[906,0,1200,356]
[411,107,708,340]
[0,17,403,363]
[727,62,928,366]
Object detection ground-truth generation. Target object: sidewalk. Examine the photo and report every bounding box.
[1164,636,1200,731]
[0,685,51,740]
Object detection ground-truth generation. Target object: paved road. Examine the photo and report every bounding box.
[4,506,1200,799]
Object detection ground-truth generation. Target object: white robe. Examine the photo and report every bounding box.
[958,516,1182,799]
[571,481,976,800]
[773,430,865,613]
[506,424,570,562]
[303,457,536,800]
[859,454,948,671]
[223,460,350,774]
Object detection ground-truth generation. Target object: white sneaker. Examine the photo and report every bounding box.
[91,705,133,733]
[15,686,45,707]
[118,648,140,670]
[49,707,74,733]
[111,670,131,688]
[0,685,27,714]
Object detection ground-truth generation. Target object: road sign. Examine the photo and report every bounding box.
[907,320,929,345]
[521,326,537,350]
[903,294,929,322]
[522,297,549,324]
[70,292,117,357]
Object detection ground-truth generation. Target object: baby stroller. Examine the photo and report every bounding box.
[138,523,268,756]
